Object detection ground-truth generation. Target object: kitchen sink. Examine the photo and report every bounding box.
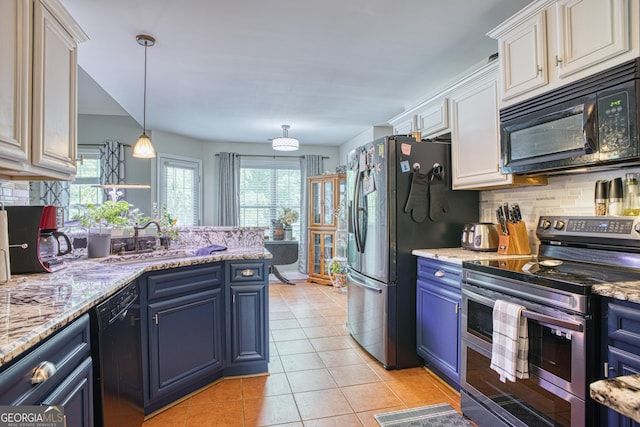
[100,248,196,265]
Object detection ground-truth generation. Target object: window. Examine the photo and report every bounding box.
[239,157,301,239]
[157,153,202,226]
[69,148,103,219]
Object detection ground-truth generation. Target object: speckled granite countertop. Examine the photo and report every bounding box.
[591,281,640,303]
[412,247,533,265]
[591,374,640,423]
[0,247,271,368]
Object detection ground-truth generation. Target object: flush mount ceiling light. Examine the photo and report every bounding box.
[133,34,156,159]
[271,125,299,151]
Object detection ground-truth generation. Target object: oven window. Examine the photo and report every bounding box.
[529,324,572,382]
[467,300,493,343]
[466,347,573,427]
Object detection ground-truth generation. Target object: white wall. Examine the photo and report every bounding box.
[77,114,342,225]
[339,126,393,162]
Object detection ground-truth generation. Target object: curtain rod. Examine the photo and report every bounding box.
[215,154,329,159]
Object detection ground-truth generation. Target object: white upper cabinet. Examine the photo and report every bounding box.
[389,96,450,140]
[0,0,30,169]
[489,0,638,106]
[555,0,630,78]
[0,0,87,181]
[497,8,549,100]
[450,62,511,189]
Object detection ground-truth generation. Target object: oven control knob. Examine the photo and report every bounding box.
[553,220,565,230]
[634,223,640,234]
[540,219,552,230]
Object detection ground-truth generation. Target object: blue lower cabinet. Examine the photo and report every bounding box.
[147,289,224,405]
[225,261,269,376]
[416,257,461,389]
[142,263,225,414]
[0,314,93,426]
[603,299,640,427]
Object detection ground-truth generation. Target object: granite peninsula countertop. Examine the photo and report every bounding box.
[412,247,533,265]
[0,247,271,368]
[591,375,640,423]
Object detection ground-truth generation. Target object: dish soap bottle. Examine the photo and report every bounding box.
[623,173,640,216]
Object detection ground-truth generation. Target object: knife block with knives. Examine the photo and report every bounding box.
[496,203,531,255]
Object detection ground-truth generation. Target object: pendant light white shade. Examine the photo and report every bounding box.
[133,132,156,158]
[272,125,299,151]
[133,34,156,159]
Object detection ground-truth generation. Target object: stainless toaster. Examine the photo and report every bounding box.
[461,223,499,251]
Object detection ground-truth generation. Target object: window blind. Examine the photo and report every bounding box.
[159,155,202,226]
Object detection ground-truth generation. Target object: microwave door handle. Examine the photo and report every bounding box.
[583,102,597,154]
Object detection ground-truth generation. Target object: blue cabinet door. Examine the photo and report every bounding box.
[42,358,94,427]
[148,288,223,403]
[416,257,461,389]
[227,283,268,372]
[417,278,461,387]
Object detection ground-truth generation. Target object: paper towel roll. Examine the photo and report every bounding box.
[0,211,10,283]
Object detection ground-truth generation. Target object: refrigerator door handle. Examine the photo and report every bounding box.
[353,170,363,253]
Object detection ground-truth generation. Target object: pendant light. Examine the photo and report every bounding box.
[133,34,156,158]
[272,125,299,151]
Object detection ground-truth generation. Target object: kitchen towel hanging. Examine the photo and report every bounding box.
[490,299,529,383]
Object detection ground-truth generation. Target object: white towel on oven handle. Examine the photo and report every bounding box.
[490,299,530,383]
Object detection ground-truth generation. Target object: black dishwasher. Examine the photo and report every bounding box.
[91,281,143,427]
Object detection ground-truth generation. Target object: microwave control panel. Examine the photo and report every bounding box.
[598,90,631,152]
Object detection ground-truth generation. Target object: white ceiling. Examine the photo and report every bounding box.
[62,0,532,147]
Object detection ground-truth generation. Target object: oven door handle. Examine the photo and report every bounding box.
[462,288,584,332]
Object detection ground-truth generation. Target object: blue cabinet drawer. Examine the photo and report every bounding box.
[147,263,223,301]
[227,262,266,283]
[417,257,461,289]
[0,314,91,405]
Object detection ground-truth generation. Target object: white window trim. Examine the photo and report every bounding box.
[156,152,203,226]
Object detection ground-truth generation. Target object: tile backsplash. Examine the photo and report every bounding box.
[479,166,640,252]
[0,181,30,206]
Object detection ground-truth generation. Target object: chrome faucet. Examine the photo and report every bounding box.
[133,220,162,252]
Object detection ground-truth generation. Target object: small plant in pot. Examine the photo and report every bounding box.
[277,207,299,240]
[77,201,132,258]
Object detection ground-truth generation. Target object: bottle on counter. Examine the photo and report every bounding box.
[595,180,608,216]
[623,173,640,216]
[608,177,623,216]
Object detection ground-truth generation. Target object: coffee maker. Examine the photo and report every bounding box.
[6,206,72,273]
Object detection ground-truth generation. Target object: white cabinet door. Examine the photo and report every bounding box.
[451,63,511,189]
[31,0,78,179]
[555,0,630,79]
[499,10,549,100]
[0,0,30,169]
[420,97,449,137]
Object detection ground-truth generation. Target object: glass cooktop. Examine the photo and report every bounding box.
[463,256,640,295]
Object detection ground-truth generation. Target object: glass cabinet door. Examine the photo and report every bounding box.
[311,182,322,225]
[323,181,335,226]
[311,232,322,274]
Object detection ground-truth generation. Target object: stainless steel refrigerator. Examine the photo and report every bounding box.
[346,135,478,369]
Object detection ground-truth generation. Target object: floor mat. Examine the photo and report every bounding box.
[374,403,473,427]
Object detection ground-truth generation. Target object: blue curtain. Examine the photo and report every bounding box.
[218,152,240,226]
[298,155,323,273]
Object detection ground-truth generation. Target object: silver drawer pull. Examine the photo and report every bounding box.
[32,361,57,385]
[434,270,445,278]
[241,269,255,277]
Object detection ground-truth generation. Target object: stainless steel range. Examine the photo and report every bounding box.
[461,215,640,427]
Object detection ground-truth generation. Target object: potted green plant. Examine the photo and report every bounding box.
[277,207,299,240]
[327,258,347,288]
[76,201,132,257]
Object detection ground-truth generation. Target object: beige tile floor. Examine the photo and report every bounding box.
[142,279,461,426]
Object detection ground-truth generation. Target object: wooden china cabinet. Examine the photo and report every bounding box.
[306,173,346,285]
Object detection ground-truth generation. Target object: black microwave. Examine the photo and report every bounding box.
[500,59,640,175]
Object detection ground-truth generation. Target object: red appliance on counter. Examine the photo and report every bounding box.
[6,206,71,273]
